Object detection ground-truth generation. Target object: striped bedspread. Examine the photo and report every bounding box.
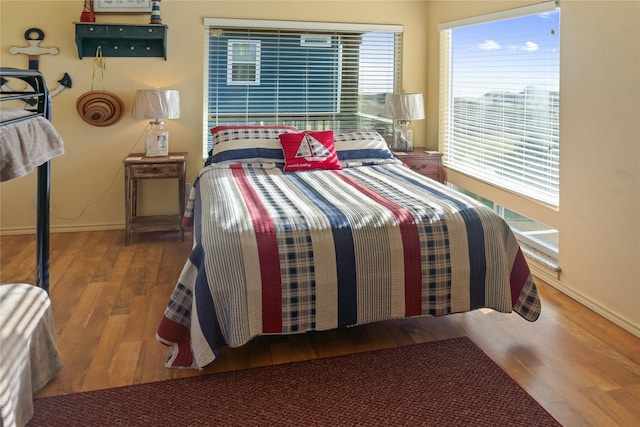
[157,160,541,368]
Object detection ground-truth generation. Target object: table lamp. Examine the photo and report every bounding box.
[132,89,180,157]
[385,93,424,152]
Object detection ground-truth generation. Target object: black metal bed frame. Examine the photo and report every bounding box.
[1,67,52,292]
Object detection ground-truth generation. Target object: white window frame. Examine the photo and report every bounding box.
[438,1,560,206]
[226,40,261,86]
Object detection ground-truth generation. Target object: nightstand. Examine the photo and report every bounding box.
[393,148,444,184]
[123,152,187,245]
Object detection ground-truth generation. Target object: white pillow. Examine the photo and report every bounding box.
[208,126,299,164]
[333,130,397,166]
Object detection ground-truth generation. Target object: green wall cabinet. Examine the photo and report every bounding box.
[75,23,167,60]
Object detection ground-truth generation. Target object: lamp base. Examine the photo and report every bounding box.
[392,124,414,152]
[145,121,169,157]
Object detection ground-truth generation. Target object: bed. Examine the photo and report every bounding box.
[0,67,65,292]
[156,126,541,369]
[0,68,64,427]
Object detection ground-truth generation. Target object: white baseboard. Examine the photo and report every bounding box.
[0,223,124,236]
[528,258,640,339]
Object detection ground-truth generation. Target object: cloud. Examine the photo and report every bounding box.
[521,41,539,52]
[478,40,501,50]
[507,41,540,52]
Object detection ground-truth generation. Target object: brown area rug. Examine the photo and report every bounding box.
[30,337,560,426]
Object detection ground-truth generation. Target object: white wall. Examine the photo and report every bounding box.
[427,0,640,336]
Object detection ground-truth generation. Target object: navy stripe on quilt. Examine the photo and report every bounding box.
[191,243,227,358]
[374,166,487,309]
[286,173,358,328]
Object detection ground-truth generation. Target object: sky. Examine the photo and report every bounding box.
[451,9,560,98]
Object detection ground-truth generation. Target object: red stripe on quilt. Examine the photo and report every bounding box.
[157,316,193,367]
[509,248,531,307]
[231,166,282,333]
[336,173,423,317]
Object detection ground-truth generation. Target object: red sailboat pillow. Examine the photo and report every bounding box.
[279,130,341,172]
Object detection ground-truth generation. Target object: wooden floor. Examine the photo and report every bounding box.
[1,230,639,426]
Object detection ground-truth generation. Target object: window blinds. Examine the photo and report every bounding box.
[439,2,560,206]
[204,18,403,151]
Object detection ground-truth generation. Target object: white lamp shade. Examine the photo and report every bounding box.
[132,89,180,120]
[385,93,425,121]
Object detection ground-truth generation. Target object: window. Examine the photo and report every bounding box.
[227,40,261,85]
[204,19,403,154]
[451,184,559,269]
[439,2,560,206]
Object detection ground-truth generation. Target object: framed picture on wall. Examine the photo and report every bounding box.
[93,0,152,14]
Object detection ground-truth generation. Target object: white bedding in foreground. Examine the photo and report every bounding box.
[0,108,64,182]
[0,284,63,427]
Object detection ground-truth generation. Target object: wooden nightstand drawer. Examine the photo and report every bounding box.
[401,157,441,175]
[394,149,444,183]
[130,163,179,179]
